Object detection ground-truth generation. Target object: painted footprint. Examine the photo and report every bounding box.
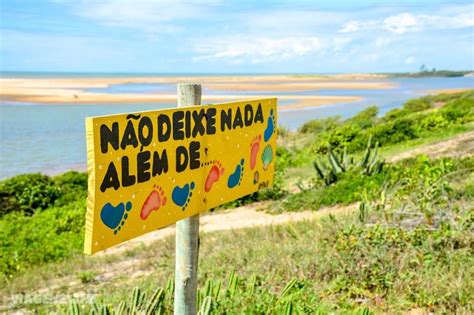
[205,161,225,192]
[253,171,259,184]
[141,185,167,220]
[172,182,195,210]
[100,201,132,234]
[263,109,275,142]
[262,144,273,170]
[228,159,244,188]
[250,135,261,170]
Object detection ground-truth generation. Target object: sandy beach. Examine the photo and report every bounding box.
[0,74,393,109]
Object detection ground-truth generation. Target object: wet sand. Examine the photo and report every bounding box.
[0,74,393,108]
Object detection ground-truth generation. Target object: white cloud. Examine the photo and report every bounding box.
[194,36,322,64]
[239,10,345,35]
[340,21,373,33]
[383,13,419,34]
[339,9,474,34]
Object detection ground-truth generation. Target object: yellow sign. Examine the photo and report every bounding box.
[85,98,277,254]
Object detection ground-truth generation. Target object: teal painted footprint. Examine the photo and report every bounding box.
[261,144,273,170]
[228,159,244,188]
[263,109,275,142]
[172,182,195,211]
[100,201,132,235]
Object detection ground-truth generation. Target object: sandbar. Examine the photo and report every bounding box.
[0,74,394,109]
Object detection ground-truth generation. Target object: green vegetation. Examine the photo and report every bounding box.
[313,136,384,186]
[388,69,471,77]
[0,172,86,276]
[304,90,474,155]
[6,155,472,313]
[1,90,473,313]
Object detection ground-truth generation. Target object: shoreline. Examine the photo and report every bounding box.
[0,75,394,109]
[420,88,473,95]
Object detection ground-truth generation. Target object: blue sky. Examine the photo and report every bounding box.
[1,0,473,73]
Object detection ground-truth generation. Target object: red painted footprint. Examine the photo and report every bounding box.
[205,161,225,192]
[250,135,261,170]
[141,185,167,220]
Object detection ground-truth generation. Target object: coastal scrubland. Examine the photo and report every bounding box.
[1,90,473,313]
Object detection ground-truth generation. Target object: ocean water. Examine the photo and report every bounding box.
[0,76,472,178]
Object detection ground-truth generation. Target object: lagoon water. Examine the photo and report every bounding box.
[0,76,472,178]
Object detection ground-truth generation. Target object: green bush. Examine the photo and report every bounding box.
[347,106,379,128]
[441,98,474,123]
[366,115,419,146]
[306,91,473,155]
[298,116,342,134]
[381,108,409,121]
[283,170,387,211]
[313,123,362,154]
[403,97,432,112]
[0,172,88,217]
[0,174,59,216]
[0,199,85,276]
[418,113,448,132]
[53,171,87,206]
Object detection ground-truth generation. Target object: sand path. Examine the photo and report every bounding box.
[97,202,353,257]
[389,131,474,163]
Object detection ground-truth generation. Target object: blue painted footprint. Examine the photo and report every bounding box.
[228,159,244,188]
[172,182,195,211]
[263,109,275,142]
[100,201,132,235]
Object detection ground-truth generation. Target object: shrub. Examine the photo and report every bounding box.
[403,97,432,112]
[382,108,409,121]
[347,106,379,128]
[368,116,419,146]
[418,113,448,132]
[277,125,290,139]
[298,116,342,134]
[0,174,59,216]
[441,98,474,123]
[0,199,85,275]
[313,123,362,154]
[53,171,87,206]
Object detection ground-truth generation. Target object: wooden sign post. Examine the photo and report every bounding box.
[175,84,201,314]
[84,84,278,313]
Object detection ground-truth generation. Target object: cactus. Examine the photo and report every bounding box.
[359,135,372,168]
[99,305,110,315]
[199,296,212,315]
[314,136,384,185]
[129,287,143,314]
[145,288,164,315]
[358,201,367,223]
[226,270,239,298]
[116,301,127,315]
[212,280,222,300]
[67,298,80,315]
[284,301,293,315]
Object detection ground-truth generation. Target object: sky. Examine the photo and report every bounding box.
[0,0,473,73]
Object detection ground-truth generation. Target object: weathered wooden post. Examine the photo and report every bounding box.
[174,83,202,315]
